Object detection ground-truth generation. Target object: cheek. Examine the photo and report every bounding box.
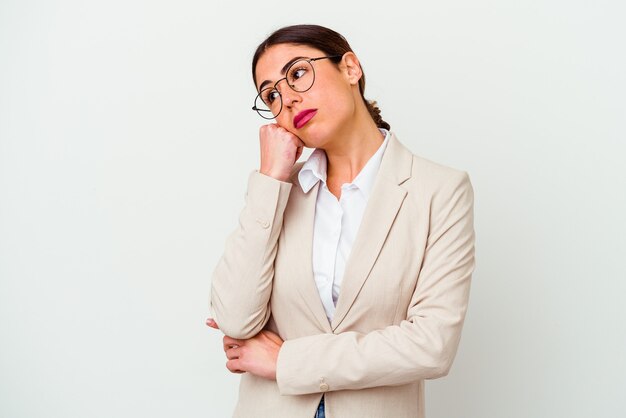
[319,86,355,121]
[275,113,296,132]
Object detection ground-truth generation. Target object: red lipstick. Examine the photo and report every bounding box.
[293,109,317,129]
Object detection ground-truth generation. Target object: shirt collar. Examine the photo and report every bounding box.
[298,129,390,197]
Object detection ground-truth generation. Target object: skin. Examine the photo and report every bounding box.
[207,43,385,381]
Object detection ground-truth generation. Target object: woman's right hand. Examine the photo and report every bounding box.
[259,124,305,182]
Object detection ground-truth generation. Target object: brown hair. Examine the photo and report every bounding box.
[252,24,390,130]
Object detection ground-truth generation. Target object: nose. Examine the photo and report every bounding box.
[281,89,301,108]
[276,81,300,108]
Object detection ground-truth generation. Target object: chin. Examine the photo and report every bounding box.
[304,123,343,149]
[297,129,327,150]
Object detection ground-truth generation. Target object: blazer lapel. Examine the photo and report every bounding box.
[331,133,413,331]
[283,178,333,333]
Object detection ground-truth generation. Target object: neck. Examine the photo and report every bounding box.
[323,115,385,184]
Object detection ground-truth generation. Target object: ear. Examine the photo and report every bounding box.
[341,52,363,85]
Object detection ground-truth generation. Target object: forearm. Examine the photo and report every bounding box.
[277,172,475,395]
[276,275,471,395]
[210,170,292,339]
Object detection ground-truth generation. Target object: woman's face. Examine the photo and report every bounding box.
[254,43,360,148]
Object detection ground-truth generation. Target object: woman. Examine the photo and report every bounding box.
[207,24,475,418]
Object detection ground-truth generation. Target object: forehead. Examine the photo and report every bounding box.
[255,44,325,87]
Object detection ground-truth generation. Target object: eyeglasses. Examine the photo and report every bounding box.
[252,55,342,119]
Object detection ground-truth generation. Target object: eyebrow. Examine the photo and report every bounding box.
[258,56,307,92]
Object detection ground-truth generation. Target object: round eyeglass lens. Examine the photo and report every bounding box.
[254,87,282,119]
[286,59,316,92]
[252,59,317,119]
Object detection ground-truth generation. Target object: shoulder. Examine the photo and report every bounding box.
[389,133,471,191]
[411,154,470,188]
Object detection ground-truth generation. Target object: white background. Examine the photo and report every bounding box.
[1,1,625,417]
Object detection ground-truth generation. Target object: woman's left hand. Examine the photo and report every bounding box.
[206,318,283,381]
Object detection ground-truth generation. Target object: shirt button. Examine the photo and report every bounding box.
[319,382,329,392]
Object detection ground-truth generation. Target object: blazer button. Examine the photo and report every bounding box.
[319,382,329,392]
[256,219,270,229]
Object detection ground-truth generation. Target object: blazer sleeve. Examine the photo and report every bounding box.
[209,170,292,339]
[276,171,475,395]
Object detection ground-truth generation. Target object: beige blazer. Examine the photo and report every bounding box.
[210,133,475,418]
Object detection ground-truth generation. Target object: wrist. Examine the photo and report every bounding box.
[259,167,289,182]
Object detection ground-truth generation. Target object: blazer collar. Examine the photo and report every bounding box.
[287,132,414,332]
[331,132,413,330]
[291,132,412,189]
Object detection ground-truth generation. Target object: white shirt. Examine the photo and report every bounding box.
[298,129,390,321]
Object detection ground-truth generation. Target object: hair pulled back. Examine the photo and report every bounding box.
[252,24,390,131]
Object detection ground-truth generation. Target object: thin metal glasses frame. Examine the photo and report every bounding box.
[252,55,342,119]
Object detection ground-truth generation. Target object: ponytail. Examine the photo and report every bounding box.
[364,99,390,130]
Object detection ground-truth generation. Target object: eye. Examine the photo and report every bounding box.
[288,65,308,82]
[263,89,280,104]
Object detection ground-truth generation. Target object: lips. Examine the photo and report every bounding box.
[293,109,317,129]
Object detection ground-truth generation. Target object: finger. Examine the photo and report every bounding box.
[205,318,219,329]
[259,123,279,135]
[223,336,244,352]
[223,342,240,353]
[225,346,242,360]
[223,335,244,346]
[226,359,245,374]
